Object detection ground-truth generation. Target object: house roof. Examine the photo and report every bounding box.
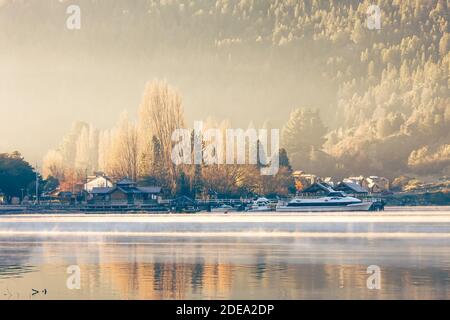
[336,182,368,194]
[91,187,114,194]
[90,185,161,195]
[116,178,136,186]
[137,187,162,194]
[320,181,334,189]
[47,189,61,196]
[86,175,113,184]
[116,187,137,194]
[53,191,72,197]
[171,195,196,205]
[302,182,334,194]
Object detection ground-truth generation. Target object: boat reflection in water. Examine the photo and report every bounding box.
[0,210,449,300]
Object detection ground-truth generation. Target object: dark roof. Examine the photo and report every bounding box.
[90,184,161,195]
[87,175,113,184]
[116,178,136,186]
[171,195,196,205]
[302,182,334,194]
[46,189,61,196]
[137,187,161,194]
[115,187,137,194]
[115,186,161,194]
[43,190,71,197]
[320,181,334,189]
[91,187,114,194]
[335,182,368,194]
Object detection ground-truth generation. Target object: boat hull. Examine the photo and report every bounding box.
[276,201,373,212]
[247,209,273,212]
[211,208,238,213]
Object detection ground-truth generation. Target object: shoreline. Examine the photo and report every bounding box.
[1,205,450,215]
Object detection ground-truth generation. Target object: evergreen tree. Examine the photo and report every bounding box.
[0,152,37,202]
[282,108,327,171]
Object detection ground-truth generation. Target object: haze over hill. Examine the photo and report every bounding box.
[0,0,449,180]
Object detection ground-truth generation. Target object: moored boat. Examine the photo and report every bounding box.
[211,204,238,213]
[276,192,373,212]
[246,197,274,212]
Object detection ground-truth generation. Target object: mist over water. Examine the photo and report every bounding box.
[1,210,450,236]
[0,208,450,299]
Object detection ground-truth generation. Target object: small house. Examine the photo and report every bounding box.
[322,177,336,188]
[344,176,365,186]
[293,171,319,192]
[363,176,390,193]
[84,172,114,192]
[301,182,334,196]
[42,190,73,204]
[335,181,369,196]
[89,178,161,205]
[170,195,198,211]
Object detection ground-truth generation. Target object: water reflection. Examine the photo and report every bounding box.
[0,265,35,280]
[0,235,449,299]
[0,241,36,280]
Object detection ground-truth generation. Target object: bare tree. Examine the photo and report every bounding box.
[138,80,186,192]
[108,111,140,181]
[42,149,65,180]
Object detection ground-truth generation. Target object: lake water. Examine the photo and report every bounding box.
[0,207,449,300]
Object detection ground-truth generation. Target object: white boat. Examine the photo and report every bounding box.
[246,197,273,212]
[276,192,373,212]
[211,204,238,213]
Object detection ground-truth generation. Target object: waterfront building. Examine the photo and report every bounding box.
[322,177,336,188]
[84,172,114,192]
[344,176,365,186]
[363,176,390,193]
[41,189,74,204]
[343,176,390,194]
[170,195,198,211]
[334,181,369,197]
[300,182,334,196]
[292,171,319,192]
[89,179,161,205]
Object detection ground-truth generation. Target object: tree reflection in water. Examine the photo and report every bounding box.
[0,235,449,299]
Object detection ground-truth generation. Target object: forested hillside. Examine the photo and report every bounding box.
[2,0,446,185]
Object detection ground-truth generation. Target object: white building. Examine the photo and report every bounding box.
[364,176,390,193]
[344,176,365,186]
[343,175,390,193]
[83,173,113,192]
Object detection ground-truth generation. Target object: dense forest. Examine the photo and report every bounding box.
[6,0,443,194]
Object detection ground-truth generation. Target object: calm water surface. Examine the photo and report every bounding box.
[0,208,449,300]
